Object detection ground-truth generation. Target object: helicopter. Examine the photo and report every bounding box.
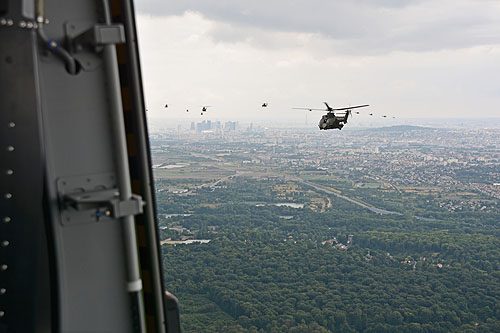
[200,105,211,115]
[293,102,369,130]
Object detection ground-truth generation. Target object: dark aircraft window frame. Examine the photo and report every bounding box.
[0,0,8,16]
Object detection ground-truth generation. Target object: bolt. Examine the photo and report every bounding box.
[0,288,5,295]
[27,22,34,29]
[6,169,13,176]
[105,210,111,216]
[3,217,11,223]
[0,18,6,25]
[44,18,49,24]
[7,19,13,26]
[8,122,15,128]
[5,193,12,199]
[1,264,7,271]
[1,241,9,247]
[7,145,14,152]
[19,21,26,28]
[37,16,44,23]
[0,310,4,317]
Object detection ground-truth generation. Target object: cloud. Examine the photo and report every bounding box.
[135,0,500,54]
[137,13,500,121]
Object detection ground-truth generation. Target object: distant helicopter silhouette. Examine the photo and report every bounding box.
[201,106,211,115]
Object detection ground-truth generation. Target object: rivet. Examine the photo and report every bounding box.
[3,217,11,223]
[6,169,13,176]
[105,210,111,216]
[0,288,5,295]
[19,21,26,28]
[5,193,12,199]
[0,18,6,25]
[7,145,14,152]
[1,264,7,271]
[0,310,4,317]
[44,18,49,24]
[1,241,9,247]
[26,22,34,29]
[37,16,44,23]
[7,19,13,26]
[8,122,15,128]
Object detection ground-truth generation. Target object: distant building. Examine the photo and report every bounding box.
[321,238,338,245]
[196,120,212,132]
[336,244,348,251]
[224,121,237,131]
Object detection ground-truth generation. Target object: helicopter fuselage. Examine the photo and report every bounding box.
[318,112,348,130]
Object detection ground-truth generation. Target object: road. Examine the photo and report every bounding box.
[291,177,402,215]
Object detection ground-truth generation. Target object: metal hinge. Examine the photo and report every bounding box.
[64,189,143,218]
[57,173,144,226]
[63,21,126,71]
[71,24,126,49]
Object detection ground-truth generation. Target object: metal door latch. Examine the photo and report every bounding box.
[57,173,144,225]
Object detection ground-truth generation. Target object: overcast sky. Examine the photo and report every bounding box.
[135,0,500,123]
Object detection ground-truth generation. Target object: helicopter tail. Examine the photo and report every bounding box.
[344,110,351,123]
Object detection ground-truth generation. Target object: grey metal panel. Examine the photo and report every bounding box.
[36,0,136,331]
[60,221,131,330]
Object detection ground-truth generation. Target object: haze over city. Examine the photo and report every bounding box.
[136,0,500,123]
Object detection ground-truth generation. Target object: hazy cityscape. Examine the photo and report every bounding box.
[151,121,500,212]
[150,121,500,331]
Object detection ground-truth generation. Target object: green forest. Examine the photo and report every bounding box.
[157,176,500,332]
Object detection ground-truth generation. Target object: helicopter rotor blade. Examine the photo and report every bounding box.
[331,104,370,111]
[292,107,328,111]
